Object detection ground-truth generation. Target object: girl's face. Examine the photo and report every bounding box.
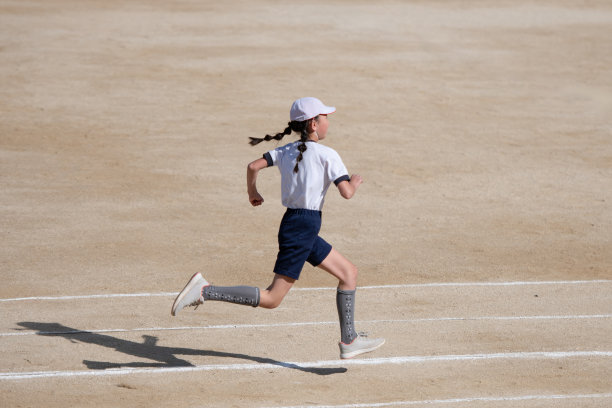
[313,114,329,141]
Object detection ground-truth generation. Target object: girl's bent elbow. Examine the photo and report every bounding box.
[340,188,355,199]
[247,162,261,174]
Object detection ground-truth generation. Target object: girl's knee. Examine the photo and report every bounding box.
[348,262,358,278]
[318,249,358,289]
[261,298,282,309]
[259,291,285,309]
[260,273,294,309]
[343,263,358,288]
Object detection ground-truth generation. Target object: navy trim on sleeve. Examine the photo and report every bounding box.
[334,175,350,186]
[263,152,273,167]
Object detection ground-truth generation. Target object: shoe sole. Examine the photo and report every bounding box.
[171,272,203,316]
[340,338,386,359]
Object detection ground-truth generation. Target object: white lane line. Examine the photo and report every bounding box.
[2,314,611,337]
[1,280,610,302]
[1,351,610,380]
[355,280,612,289]
[0,292,177,302]
[261,393,612,408]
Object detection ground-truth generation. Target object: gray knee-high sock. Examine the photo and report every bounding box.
[336,289,357,344]
[203,286,260,307]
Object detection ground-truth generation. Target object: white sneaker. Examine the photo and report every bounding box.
[339,334,385,359]
[171,273,209,316]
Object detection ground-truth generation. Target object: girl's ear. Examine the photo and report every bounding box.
[307,117,318,133]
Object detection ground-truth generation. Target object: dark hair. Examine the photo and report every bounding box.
[249,117,317,173]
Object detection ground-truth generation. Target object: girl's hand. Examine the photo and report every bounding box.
[350,174,363,188]
[249,191,264,206]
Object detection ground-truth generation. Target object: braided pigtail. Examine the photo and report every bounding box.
[293,127,309,173]
[249,123,292,146]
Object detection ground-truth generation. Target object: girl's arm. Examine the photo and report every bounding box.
[247,158,269,206]
[337,174,363,199]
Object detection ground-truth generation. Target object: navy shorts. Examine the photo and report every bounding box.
[274,208,332,280]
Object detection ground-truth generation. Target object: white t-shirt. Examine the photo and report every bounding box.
[264,141,350,211]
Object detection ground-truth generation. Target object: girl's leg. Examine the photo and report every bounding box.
[204,273,294,309]
[317,248,385,359]
[317,248,359,344]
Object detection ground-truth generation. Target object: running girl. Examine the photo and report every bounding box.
[171,97,384,359]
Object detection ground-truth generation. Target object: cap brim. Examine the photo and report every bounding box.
[301,109,336,121]
[304,107,335,120]
[321,106,336,115]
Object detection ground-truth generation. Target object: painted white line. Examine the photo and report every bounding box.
[0,292,177,302]
[2,314,611,337]
[261,393,612,408]
[1,351,611,381]
[355,280,612,290]
[1,280,610,302]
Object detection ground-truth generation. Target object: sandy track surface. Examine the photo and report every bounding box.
[1,1,611,407]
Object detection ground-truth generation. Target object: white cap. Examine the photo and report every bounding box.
[290,97,336,122]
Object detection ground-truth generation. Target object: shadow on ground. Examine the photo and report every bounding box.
[16,322,347,375]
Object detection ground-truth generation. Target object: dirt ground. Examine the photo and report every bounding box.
[1,1,611,407]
